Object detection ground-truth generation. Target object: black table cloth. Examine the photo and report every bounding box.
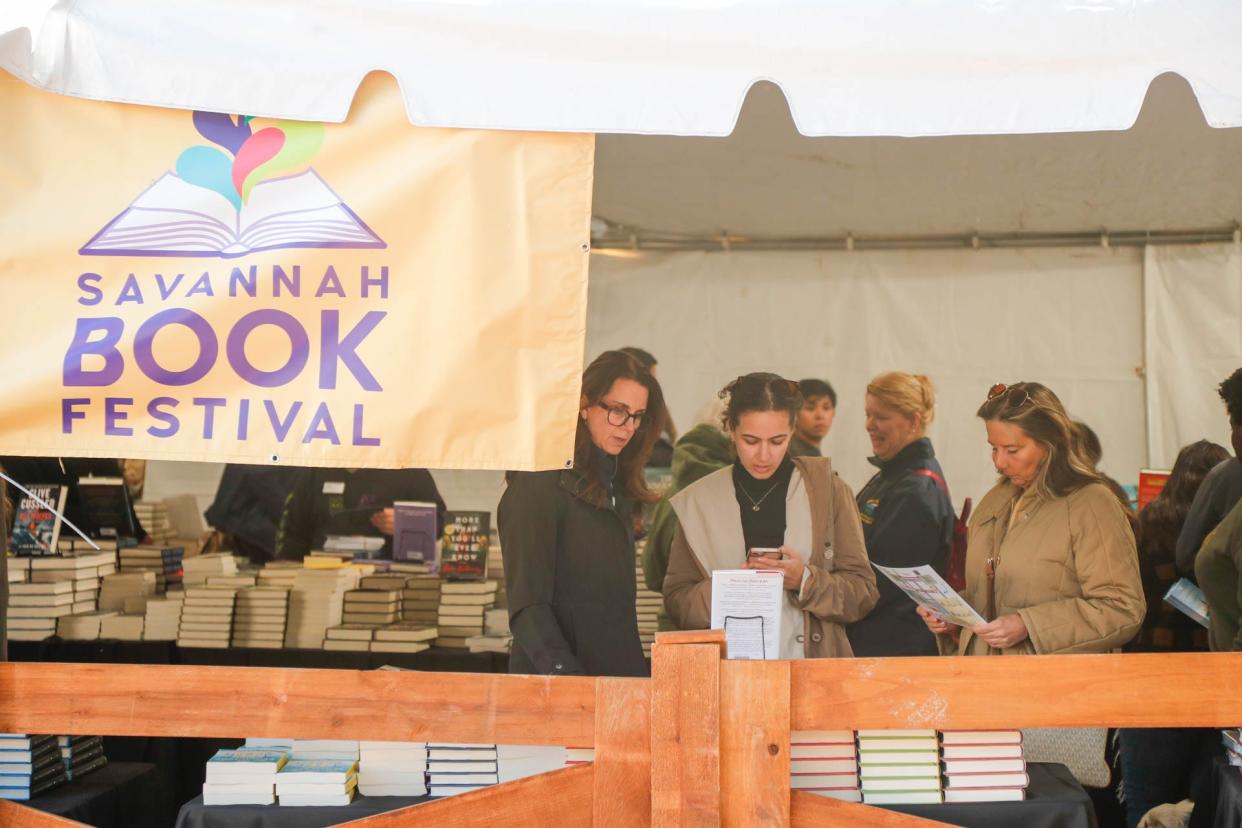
[26,761,165,828]
[176,793,433,828]
[885,763,1095,828]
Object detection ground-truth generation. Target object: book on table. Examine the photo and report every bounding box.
[9,484,68,556]
[439,511,490,580]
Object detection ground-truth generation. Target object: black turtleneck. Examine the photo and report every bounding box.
[592,445,619,506]
[732,455,795,552]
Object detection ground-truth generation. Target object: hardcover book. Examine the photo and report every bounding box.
[439,511,490,581]
[9,485,67,556]
[393,502,439,564]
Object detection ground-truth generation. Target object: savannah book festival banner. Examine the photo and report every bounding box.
[0,72,595,471]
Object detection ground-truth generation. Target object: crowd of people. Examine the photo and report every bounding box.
[497,351,1242,828]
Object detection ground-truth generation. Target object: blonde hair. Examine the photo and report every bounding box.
[866,372,935,430]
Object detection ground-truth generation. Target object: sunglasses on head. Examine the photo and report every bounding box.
[986,383,1032,409]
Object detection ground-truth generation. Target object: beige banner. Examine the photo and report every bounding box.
[0,73,593,471]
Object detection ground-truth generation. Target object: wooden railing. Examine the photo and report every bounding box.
[2,633,1241,826]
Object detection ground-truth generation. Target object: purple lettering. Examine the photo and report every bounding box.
[147,397,180,438]
[186,272,214,298]
[237,398,249,440]
[193,397,226,439]
[314,266,346,298]
[225,309,309,388]
[302,403,340,445]
[263,400,302,442]
[229,266,257,298]
[77,273,103,306]
[154,273,184,301]
[352,403,380,446]
[115,274,144,305]
[360,266,388,300]
[104,397,134,436]
[273,265,300,297]
[63,317,125,386]
[319,310,385,391]
[61,398,89,433]
[134,308,218,386]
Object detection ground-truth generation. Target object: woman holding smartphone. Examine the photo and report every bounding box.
[662,373,878,658]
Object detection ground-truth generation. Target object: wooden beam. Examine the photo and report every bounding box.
[334,763,593,827]
[0,663,595,746]
[593,677,651,827]
[720,660,790,826]
[0,802,92,827]
[791,791,956,827]
[792,652,1242,730]
[653,630,728,655]
[650,633,723,826]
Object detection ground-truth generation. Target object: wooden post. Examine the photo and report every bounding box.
[593,677,652,826]
[650,631,725,826]
[720,660,790,825]
[0,802,91,827]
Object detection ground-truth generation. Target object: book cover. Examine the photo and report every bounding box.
[393,502,439,564]
[439,511,490,581]
[9,485,67,556]
[1165,578,1210,628]
[76,477,138,540]
[1138,469,1171,510]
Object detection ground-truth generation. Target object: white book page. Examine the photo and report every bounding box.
[240,170,343,229]
[127,173,238,233]
[710,569,783,660]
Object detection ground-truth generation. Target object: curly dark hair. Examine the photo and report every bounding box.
[719,373,802,431]
[1219,368,1242,427]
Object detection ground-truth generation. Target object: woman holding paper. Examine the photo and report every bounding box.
[918,381,1144,655]
[662,373,878,659]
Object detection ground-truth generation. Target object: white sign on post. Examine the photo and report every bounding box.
[710,569,783,660]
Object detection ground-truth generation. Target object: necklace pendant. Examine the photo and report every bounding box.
[752,504,760,512]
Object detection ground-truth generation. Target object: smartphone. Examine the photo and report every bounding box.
[747,547,785,560]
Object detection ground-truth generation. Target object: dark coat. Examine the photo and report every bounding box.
[846,438,955,657]
[498,467,647,678]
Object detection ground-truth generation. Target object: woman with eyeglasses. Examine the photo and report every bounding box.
[918,381,1144,655]
[498,350,667,677]
[663,373,878,658]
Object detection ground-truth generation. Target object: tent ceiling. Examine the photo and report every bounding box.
[592,74,1242,238]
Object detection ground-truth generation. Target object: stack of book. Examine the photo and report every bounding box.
[57,735,106,780]
[564,747,594,767]
[0,735,66,800]
[177,587,236,648]
[487,539,507,610]
[276,758,359,806]
[57,611,118,640]
[634,539,659,657]
[343,589,402,626]
[790,730,860,802]
[31,551,116,610]
[118,545,184,594]
[359,573,411,594]
[207,574,257,590]
[401,576,441,627]
[497,744,567,782]
[427,743,499,797]
[98,571,157,613]
[290,740,359,761]
[285,568,358,649]
[184,554,239,589]
[257,562,302,591]
[940,730,1028,802]
[372,622,437,654]
[437,582,500,648]
[466,608,512,653]
[7,559,28,586]
[857,729,943,805]
[324,624,377,652]
[7,581,76,641]
[99,614,145,640]
[142,594,185,640]
[203,747,289,805]
[358,741,427,797]
[232,587,289,649]
[133,500,177,547]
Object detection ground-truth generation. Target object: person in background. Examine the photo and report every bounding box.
[642,397,732,613]
[206,464,301,563]
[620,347,677,468]
[499,350,667,677]
[663,373,878,659]
[275,467,445,560]
[919,381,1144,655]
[1075,420,1139,534]
[847,372,955,657]
[1177,367,1242,577]
[789,378,837,458]
[1118,440,1229,828]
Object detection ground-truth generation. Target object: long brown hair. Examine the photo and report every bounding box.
[1139,440,1229,555]
[575,350,667,505]
[977,382,1121,506]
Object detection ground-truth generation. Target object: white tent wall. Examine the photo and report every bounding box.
[585,247,1147,508]
[1145,244,1242,468]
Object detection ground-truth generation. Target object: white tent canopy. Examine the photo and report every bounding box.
[4,0,1242,137]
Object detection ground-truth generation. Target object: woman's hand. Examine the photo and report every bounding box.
[971,613,1029,650]
[916,605,956,636]
[369,508,395,535]
[746,545,806,591]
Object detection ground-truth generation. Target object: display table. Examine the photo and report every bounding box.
[886,763,1095,828]
[175,793,433,828]
[25,761,165,828]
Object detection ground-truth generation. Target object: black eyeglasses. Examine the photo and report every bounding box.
[986,383,1031,409]
[597,401,645,428]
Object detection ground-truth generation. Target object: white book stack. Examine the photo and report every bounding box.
[118,545,184,594]
[940,731,1028,802]
[427,743,499,797]
[358,741,427,797]
[487,539,507,610]
[324,624,377,652]
[29,552,116,610]
[634,539,659,657]
[858,730,943,805]
[203,747,288,805]
[466,608,511,653]
[276,759,358,806]
[177,587,236,648]
[98,572,156,613]
[99,614,145,640]
[290,740,360,762]
[285,568,358,649]
[183,554,239,589]
[133,500,177,547]
[7,559,29,585]
[257,562,302,591]
[564,747,594,767]
[790,730,860,802]
[401,576,441,627]
[142,595,185,640]
[57,611,118,640]
[207,574,257,590]
[437,582,499,649]
[359,574,410,594]
[497,744,566,783]
[371,623,436,655]
[7,581,75,641]
[232,587,289,649]
[343,589,402,626]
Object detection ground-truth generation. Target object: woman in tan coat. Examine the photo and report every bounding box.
[920,382,1144,655]
[663,373,878,659]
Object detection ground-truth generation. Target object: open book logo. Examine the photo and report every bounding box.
[81,112,385,258]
